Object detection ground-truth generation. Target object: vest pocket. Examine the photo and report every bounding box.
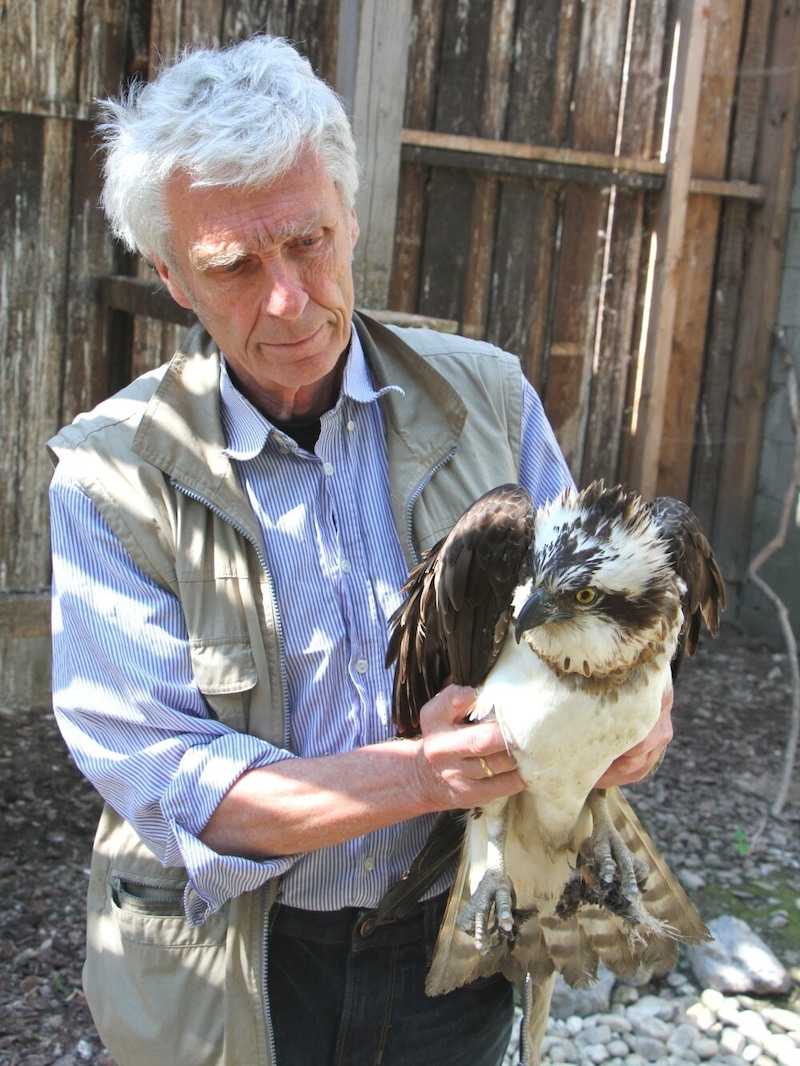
[107,867,228,946]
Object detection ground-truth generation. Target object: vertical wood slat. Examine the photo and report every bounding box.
[461,0,516,339]
[338,0,413,311]
[543,0,629,477]
[689,0,775,530]
[498,0,578,387]
[623,0,710,497]
[389,0,447,313]
[0,117,74,588]
[1,0,82,109]
[415,0,493,324]
[656,0,747,502]
[711,0,800,577]
[581,0,668,484]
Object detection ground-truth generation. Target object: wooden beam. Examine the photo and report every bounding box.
[0,592,51,639]
[402,126,666,177]
[99,274,196,326]
[337,0,413,311]
[401,128,766,200]
[625,0,710,496]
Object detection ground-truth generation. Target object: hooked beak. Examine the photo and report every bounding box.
[514,588,570,643]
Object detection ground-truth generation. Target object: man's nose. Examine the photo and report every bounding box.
[261,262,308,319]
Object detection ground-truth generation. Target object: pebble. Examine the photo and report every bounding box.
[502,976,800,1066]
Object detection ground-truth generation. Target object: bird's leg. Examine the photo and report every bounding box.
[557,789,650,922]
[456,805,522,951]
[586,789,648,900]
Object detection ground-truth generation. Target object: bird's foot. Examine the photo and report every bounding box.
[456,869,534,952]
[556,791,650,923]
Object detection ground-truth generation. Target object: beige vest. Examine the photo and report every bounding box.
[49,313,525,1065]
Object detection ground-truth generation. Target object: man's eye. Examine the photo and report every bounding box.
[294,233,323,250]
[575,587,596,605]
[224,260,245,273]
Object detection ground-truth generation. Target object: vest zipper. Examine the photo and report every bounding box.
[175,482,286,1064]
[404,447,457,564]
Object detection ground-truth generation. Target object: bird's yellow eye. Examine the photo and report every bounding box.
[575,587,596,605]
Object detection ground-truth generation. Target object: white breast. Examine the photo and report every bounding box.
[470,631,671,846]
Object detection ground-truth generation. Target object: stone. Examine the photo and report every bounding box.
[629,1033,668,1061]
[549,967,616,1019]
[686,915,793,996]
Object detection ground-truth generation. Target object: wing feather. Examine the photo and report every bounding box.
[649,495,726,660]
[386,483,534,735]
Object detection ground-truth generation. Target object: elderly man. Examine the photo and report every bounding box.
[48,35,671,1066]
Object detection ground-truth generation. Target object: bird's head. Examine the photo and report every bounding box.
[512,482,684,677]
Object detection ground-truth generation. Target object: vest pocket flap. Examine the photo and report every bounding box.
[190,639,258,695]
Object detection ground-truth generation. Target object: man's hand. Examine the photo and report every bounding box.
[414,685,525,810]
[595,685,674,789]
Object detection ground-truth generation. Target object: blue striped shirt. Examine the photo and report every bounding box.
[50,328,573,924]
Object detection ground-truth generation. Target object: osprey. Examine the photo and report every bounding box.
[382,481,725,1060]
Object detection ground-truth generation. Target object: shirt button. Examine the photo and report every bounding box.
[346,420,355,432]
[323,461,334,476]
[363,855,375,872]
[355,658,369,674]
[341,559,352,574]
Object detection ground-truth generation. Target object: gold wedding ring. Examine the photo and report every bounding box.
[478,756,494,778]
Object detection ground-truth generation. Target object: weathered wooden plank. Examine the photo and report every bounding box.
[100,274,197,325]
[413,0,495,325]
[148,0,185,71]
[580,189,647,484]
[60,122,118,425]
[388,0,447,312]
[544,0,629,476]
[433,0,495,136]
[623,0,709,497]
[181,0,224,48]
[338,0,413,310]
[461,0,516,338]
[223,0,281,44]
[57,7,131,425]
[404,0,447,130]
[656,0,747,502]
[401,128,666,178]
[416,167,476,324]
[78,0,130,105]
[485,180,559,386]
[499,0,577,389]
[711,0,800,578]
[0,593,51,640]
[290,0,341,84]
[689,0,774,531]
[581,0,666,484]
[0,116,73,589]
[505,0,571,147]
[0,0,81,108]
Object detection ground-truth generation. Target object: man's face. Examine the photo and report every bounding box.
[154,148,359,421]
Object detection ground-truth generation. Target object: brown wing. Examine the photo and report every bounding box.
[385,483,535,736]
[648,495,727,659]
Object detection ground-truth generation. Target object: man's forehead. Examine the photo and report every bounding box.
[167,174,341,265]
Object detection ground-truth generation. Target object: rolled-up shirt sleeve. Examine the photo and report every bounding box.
[49,462,299,923]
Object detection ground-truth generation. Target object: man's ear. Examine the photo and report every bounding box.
[151,255,193,310]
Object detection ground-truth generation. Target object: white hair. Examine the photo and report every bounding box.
[97,36,360,260]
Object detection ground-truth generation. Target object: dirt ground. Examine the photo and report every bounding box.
[1,629,798,1065]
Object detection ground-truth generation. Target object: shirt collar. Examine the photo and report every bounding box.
[220,326,403,460]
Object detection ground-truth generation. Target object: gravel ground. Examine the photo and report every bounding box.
[1,629,798,1065]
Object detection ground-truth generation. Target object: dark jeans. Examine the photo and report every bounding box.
[267,893,515,1065]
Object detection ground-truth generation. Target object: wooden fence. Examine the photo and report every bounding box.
[2,0,800,701]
